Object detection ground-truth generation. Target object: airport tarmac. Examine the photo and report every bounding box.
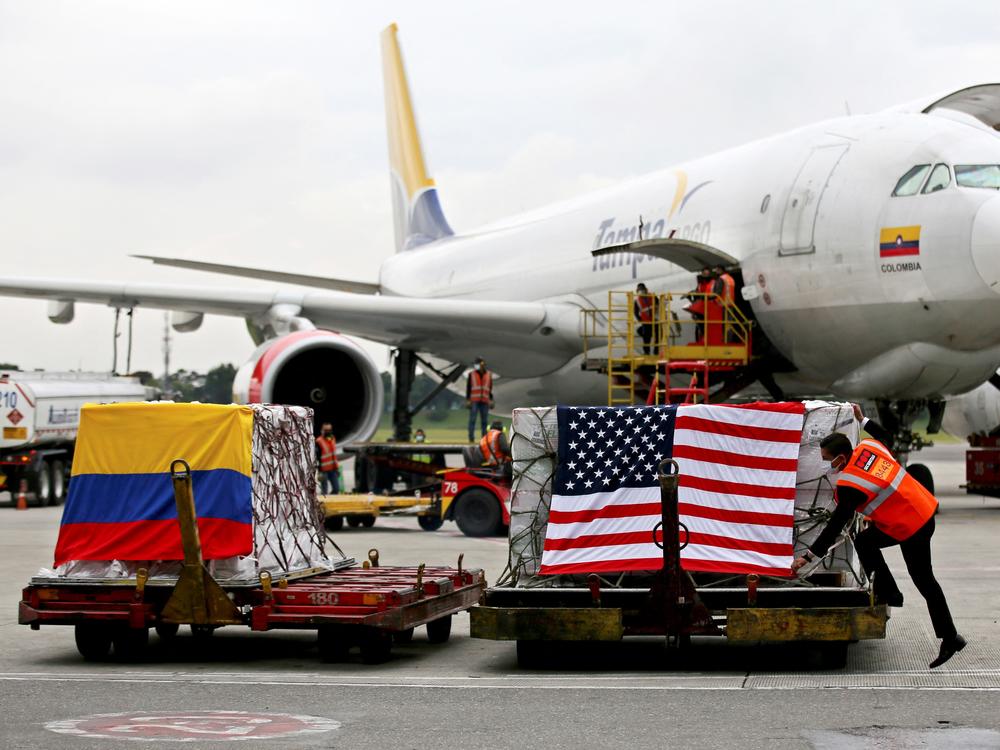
[1,444,999,749]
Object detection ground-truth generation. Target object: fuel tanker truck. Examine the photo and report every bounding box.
[0,371,152,505]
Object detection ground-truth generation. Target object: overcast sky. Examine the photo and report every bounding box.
[1,1,998,375]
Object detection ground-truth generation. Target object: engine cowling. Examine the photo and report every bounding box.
[233,330,383,442]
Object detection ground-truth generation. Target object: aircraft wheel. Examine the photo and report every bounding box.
[907,463,934,494]
[454,489,502,537]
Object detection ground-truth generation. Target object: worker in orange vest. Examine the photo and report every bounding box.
[711,264,737,342]
[633,283,657,355]
[479,420,511,467]
[466,357,494,442]
[315,422,339,495]
[684,266,714,342]
[792,404,965,668]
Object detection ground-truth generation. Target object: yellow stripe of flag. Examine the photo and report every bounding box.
[879,225,920,245]
[72,403,253,477]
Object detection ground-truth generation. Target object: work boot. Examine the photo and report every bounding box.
[876,592,904,608]
[929,634,967,669]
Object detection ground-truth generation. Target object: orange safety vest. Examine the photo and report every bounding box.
[469,369,493,403]
[717,273,736,306]
[635,293,655,323]
[316,435,338,472]
[836,439,938,541]
[687,279,714,316]
[479,429,509,466]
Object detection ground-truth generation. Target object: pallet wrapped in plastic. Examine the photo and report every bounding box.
[503,401,865,587]
[36,403,349,584]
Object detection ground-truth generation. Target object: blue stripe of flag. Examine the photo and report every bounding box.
[61,469,252,525]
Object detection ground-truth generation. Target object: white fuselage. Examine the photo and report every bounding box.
[379,111,1000,409]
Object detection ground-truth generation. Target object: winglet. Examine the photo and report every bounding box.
[381,23,453,251]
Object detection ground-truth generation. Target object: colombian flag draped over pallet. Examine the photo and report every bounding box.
[54,403,254,567]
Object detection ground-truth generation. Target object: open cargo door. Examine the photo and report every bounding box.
[591,238,739,272]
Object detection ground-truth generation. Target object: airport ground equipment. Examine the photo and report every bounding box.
[472,402,885,668]
[581,290,754,407]
[964,434,1000,499]
[472,456,886,668]
[17,402,483,663]
[345,440,512,537]
[0,370,150,505]
[320,492,443,531]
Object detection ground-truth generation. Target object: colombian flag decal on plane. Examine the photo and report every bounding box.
[879,225,921,258]
[54,403,254,567]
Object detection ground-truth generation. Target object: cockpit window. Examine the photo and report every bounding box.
[955,165,1000,189]
[921,163,951,194]
[892,164,931,196]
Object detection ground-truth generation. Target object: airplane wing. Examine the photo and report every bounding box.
[0,276,580,378]
[131,255,381,294]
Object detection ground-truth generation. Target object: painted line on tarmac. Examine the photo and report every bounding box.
[1,674,999,691]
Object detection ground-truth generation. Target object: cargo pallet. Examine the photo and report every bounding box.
[19,461,483,664]
[471,459,886,668]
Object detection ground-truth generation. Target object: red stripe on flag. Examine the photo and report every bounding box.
[677,501,794,528]
[720,401,806,414]
[679,556,794,577]
[675,415,802,443]
[549,502,661,525]
[671,444,798,472]
[539,557,666,575]
[880,246,920,257]
[680,474,797,500]
[543,529,790,556]
[54,518,252,567]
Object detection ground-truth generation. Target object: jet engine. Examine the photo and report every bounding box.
[233,330,383,442]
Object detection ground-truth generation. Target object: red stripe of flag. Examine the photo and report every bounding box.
[679,557,793,577]
[679,474,797,500]
[549,502,662,525]
[880,246,920,257]
[539,557,666,575]
[671,444,798,472]
[677,501,794,528]
[543,529,790,556]
[720,401,806,414]
[674,415,802,443]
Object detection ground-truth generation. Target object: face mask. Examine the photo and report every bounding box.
[827,457,845,475]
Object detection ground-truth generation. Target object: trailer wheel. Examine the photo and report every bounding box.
[324,515,344,531]
[426,615,452,644]
[75,624,113,661]
[155,623,180,641]
[817,642,849,669]
[360,515,376,528]
[346,516,362,528]
[50,460,66,506]
[360,628,393,664]
[393,627,415,644]
[318,624,354,662]
[112,626,149,662]
[515,639,550,668]
[418,515,444,531]
[454,488,502,537]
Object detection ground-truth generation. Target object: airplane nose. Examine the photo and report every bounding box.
[972,196,1000,294]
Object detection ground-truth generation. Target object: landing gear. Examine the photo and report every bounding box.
[875,398,944,492]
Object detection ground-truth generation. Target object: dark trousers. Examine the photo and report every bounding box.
[319,469,339,495]
[638,323,653,355]
[854,516,956,640]
[468,401,489,441]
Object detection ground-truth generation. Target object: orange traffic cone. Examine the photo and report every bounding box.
[15,478,28,511]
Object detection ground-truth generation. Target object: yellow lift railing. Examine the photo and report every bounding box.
[582,290,753,406]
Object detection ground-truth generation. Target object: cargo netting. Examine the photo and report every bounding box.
[497,401,866,589]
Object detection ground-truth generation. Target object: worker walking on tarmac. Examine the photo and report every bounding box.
[315,423,340,495]
[466,357,494,442]
[634,283,657,355]
[792,404,966,669]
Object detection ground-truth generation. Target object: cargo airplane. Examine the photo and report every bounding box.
[2,25,1000,488]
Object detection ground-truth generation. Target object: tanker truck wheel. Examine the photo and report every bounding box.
[50,460,66,506]
[29,463,53,507]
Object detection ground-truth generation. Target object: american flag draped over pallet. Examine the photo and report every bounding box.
[539,402,806,577]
